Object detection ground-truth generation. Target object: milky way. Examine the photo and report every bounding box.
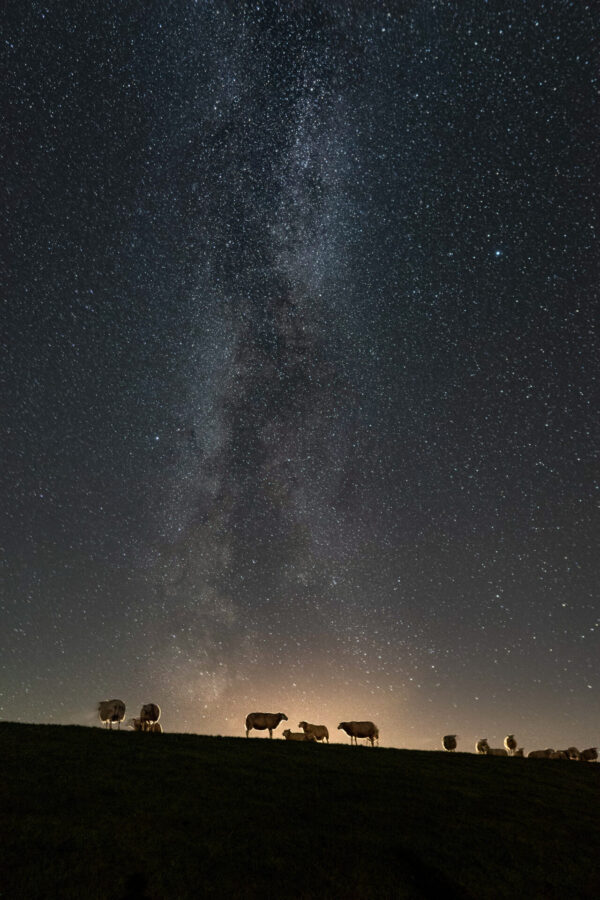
[3,1,599,750]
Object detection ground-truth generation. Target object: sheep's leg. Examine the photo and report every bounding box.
[268,728,273,739]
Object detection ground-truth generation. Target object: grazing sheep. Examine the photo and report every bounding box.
[475,738,490,754]
[527,749,554,758]
[298,721,329,743]
[485,747,509,756]
[245,712,288,739]
[579,747,598,762]
[566,746,581,760]
[442,734,458,752]
[282,729,316,742]
[337,721,379,747]
[140,703,161,729]
[504,734,518,755]
[98,699,126,730]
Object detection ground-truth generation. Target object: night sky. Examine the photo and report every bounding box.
[3,1,599,751]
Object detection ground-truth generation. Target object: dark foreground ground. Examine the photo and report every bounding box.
[1,722,598,899]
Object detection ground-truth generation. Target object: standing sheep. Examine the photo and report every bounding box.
[337,721,379,747]
[245,712,288,738]
[442,734,458,752]
[475,738,490,754]
[98,699,126,729]
[504,734,518,755]
[140,703,161,730]
[579,747,598,762]
[298,721,329,743]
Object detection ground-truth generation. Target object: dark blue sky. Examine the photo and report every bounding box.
[3,1,598,749]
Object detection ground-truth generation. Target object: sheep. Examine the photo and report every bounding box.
[245,712,288,738]
[504,734,518,755]
[337,721,379,747]
[549,750,569,759]
[98,699,126,729]
[527,749,554,758]
[513,748,524,757]
[140,703,161,729]
[282,729,316,742]
[442,734,458,752]
[129,717,163,733]
[298,721,329,743]
[566,746,581,760]
[475,738,490,754]
[485,747,509,756]
[579,747,598,762]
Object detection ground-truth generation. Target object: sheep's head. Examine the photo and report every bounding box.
[279,713,288,721]
[298,721,307,729]
[282,730,291,738]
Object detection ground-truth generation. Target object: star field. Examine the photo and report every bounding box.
[2,1,599,750]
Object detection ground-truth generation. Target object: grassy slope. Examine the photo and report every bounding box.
[0,723,598,899]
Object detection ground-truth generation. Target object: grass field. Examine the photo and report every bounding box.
[1,722,598,899]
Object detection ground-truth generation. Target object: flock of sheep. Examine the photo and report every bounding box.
[443,733,598,761]
[98,699,162,733]
[245,712,379,745]
[97,702,596,760]
[97,703,379,746]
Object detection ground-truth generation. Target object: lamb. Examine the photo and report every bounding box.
[579,747,598,762]
[140,703,161,729]
[442,734,458,752]
[282,729,316,742]
[527,749,554,758]
[504,734,518,755]
[475,738,490,754]
[337,721,379,747]
[148,722,163,733]
[129,717,144,731]
[98,699,126,729]
[298,721,329,743]
[513,748,524,757]
[245,712,288,738]
[485,747,509,756]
